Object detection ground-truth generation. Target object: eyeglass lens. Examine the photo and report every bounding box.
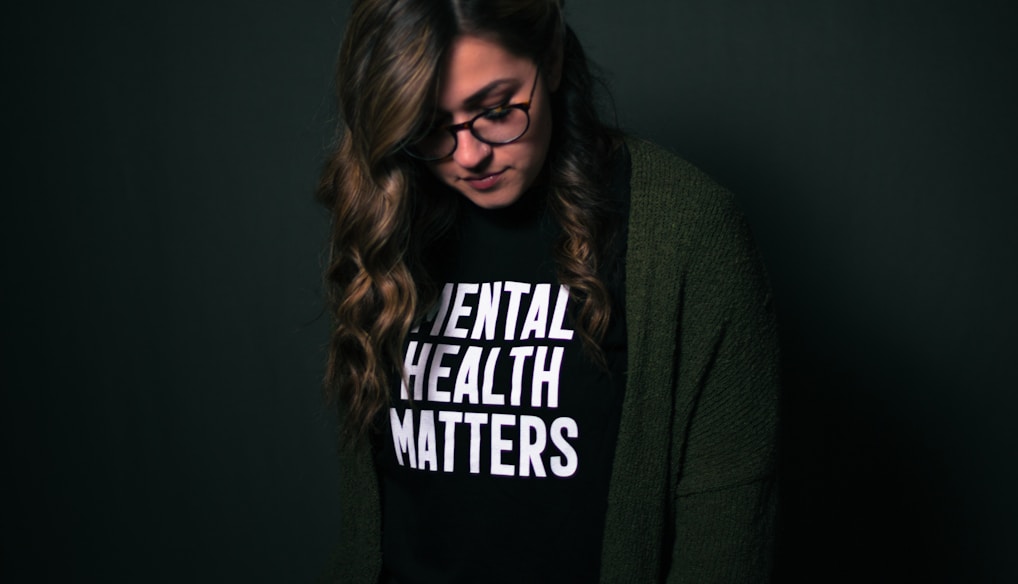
[412,106,530,161]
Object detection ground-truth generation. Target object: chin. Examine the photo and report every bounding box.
[454,176,528,209]
[463,190,524,209]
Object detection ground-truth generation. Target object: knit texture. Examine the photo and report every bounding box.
[599,139,779,583]
[324,138,779,583]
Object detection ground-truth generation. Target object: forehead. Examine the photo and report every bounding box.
[438,35,535,109]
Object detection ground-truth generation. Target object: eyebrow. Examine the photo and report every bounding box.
[460,78,519,108]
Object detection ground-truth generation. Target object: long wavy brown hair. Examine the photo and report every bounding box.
[318,0,622,440]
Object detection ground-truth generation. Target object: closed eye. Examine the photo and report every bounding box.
[481,105,515,122]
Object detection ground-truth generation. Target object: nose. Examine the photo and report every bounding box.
[452,131,492,170]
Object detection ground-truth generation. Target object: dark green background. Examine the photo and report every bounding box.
[5,0,1016,581]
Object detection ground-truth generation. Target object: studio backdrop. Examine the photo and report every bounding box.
[5,0,1016,581]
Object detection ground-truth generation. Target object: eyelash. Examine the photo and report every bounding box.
[425,102,513,131]
[481,104,513,120]
[426,101,513,133]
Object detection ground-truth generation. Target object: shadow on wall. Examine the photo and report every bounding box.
[775,343,966,583]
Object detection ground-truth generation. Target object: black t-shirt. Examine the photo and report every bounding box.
[376,150,630,583]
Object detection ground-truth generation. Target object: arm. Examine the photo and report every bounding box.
[666,183,780,583]
[321,423,383,583]
[598,139,778,582]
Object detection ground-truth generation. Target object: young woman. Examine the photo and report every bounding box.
[317,1,780,582]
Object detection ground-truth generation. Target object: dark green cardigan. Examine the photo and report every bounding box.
[326,139,780,583]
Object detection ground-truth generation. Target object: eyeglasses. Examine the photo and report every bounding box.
[406,67,540,162]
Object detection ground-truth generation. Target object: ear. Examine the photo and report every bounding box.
[545,27,565,92]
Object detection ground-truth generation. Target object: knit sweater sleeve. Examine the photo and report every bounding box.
[321,418,382,583]
[611,139,779,582]
[666,158,778,583]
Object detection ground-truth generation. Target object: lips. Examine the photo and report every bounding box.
[462,168,506,191]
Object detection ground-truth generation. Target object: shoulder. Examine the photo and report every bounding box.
[625,137,703,178]
[623,137,751,267]
[625,137,732,208]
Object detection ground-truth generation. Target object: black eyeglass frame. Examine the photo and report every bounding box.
[405,65,542,162]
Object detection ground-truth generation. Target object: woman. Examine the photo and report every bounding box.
[318,1,779,582]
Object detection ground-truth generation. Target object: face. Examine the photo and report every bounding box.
[425,35,557,209]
